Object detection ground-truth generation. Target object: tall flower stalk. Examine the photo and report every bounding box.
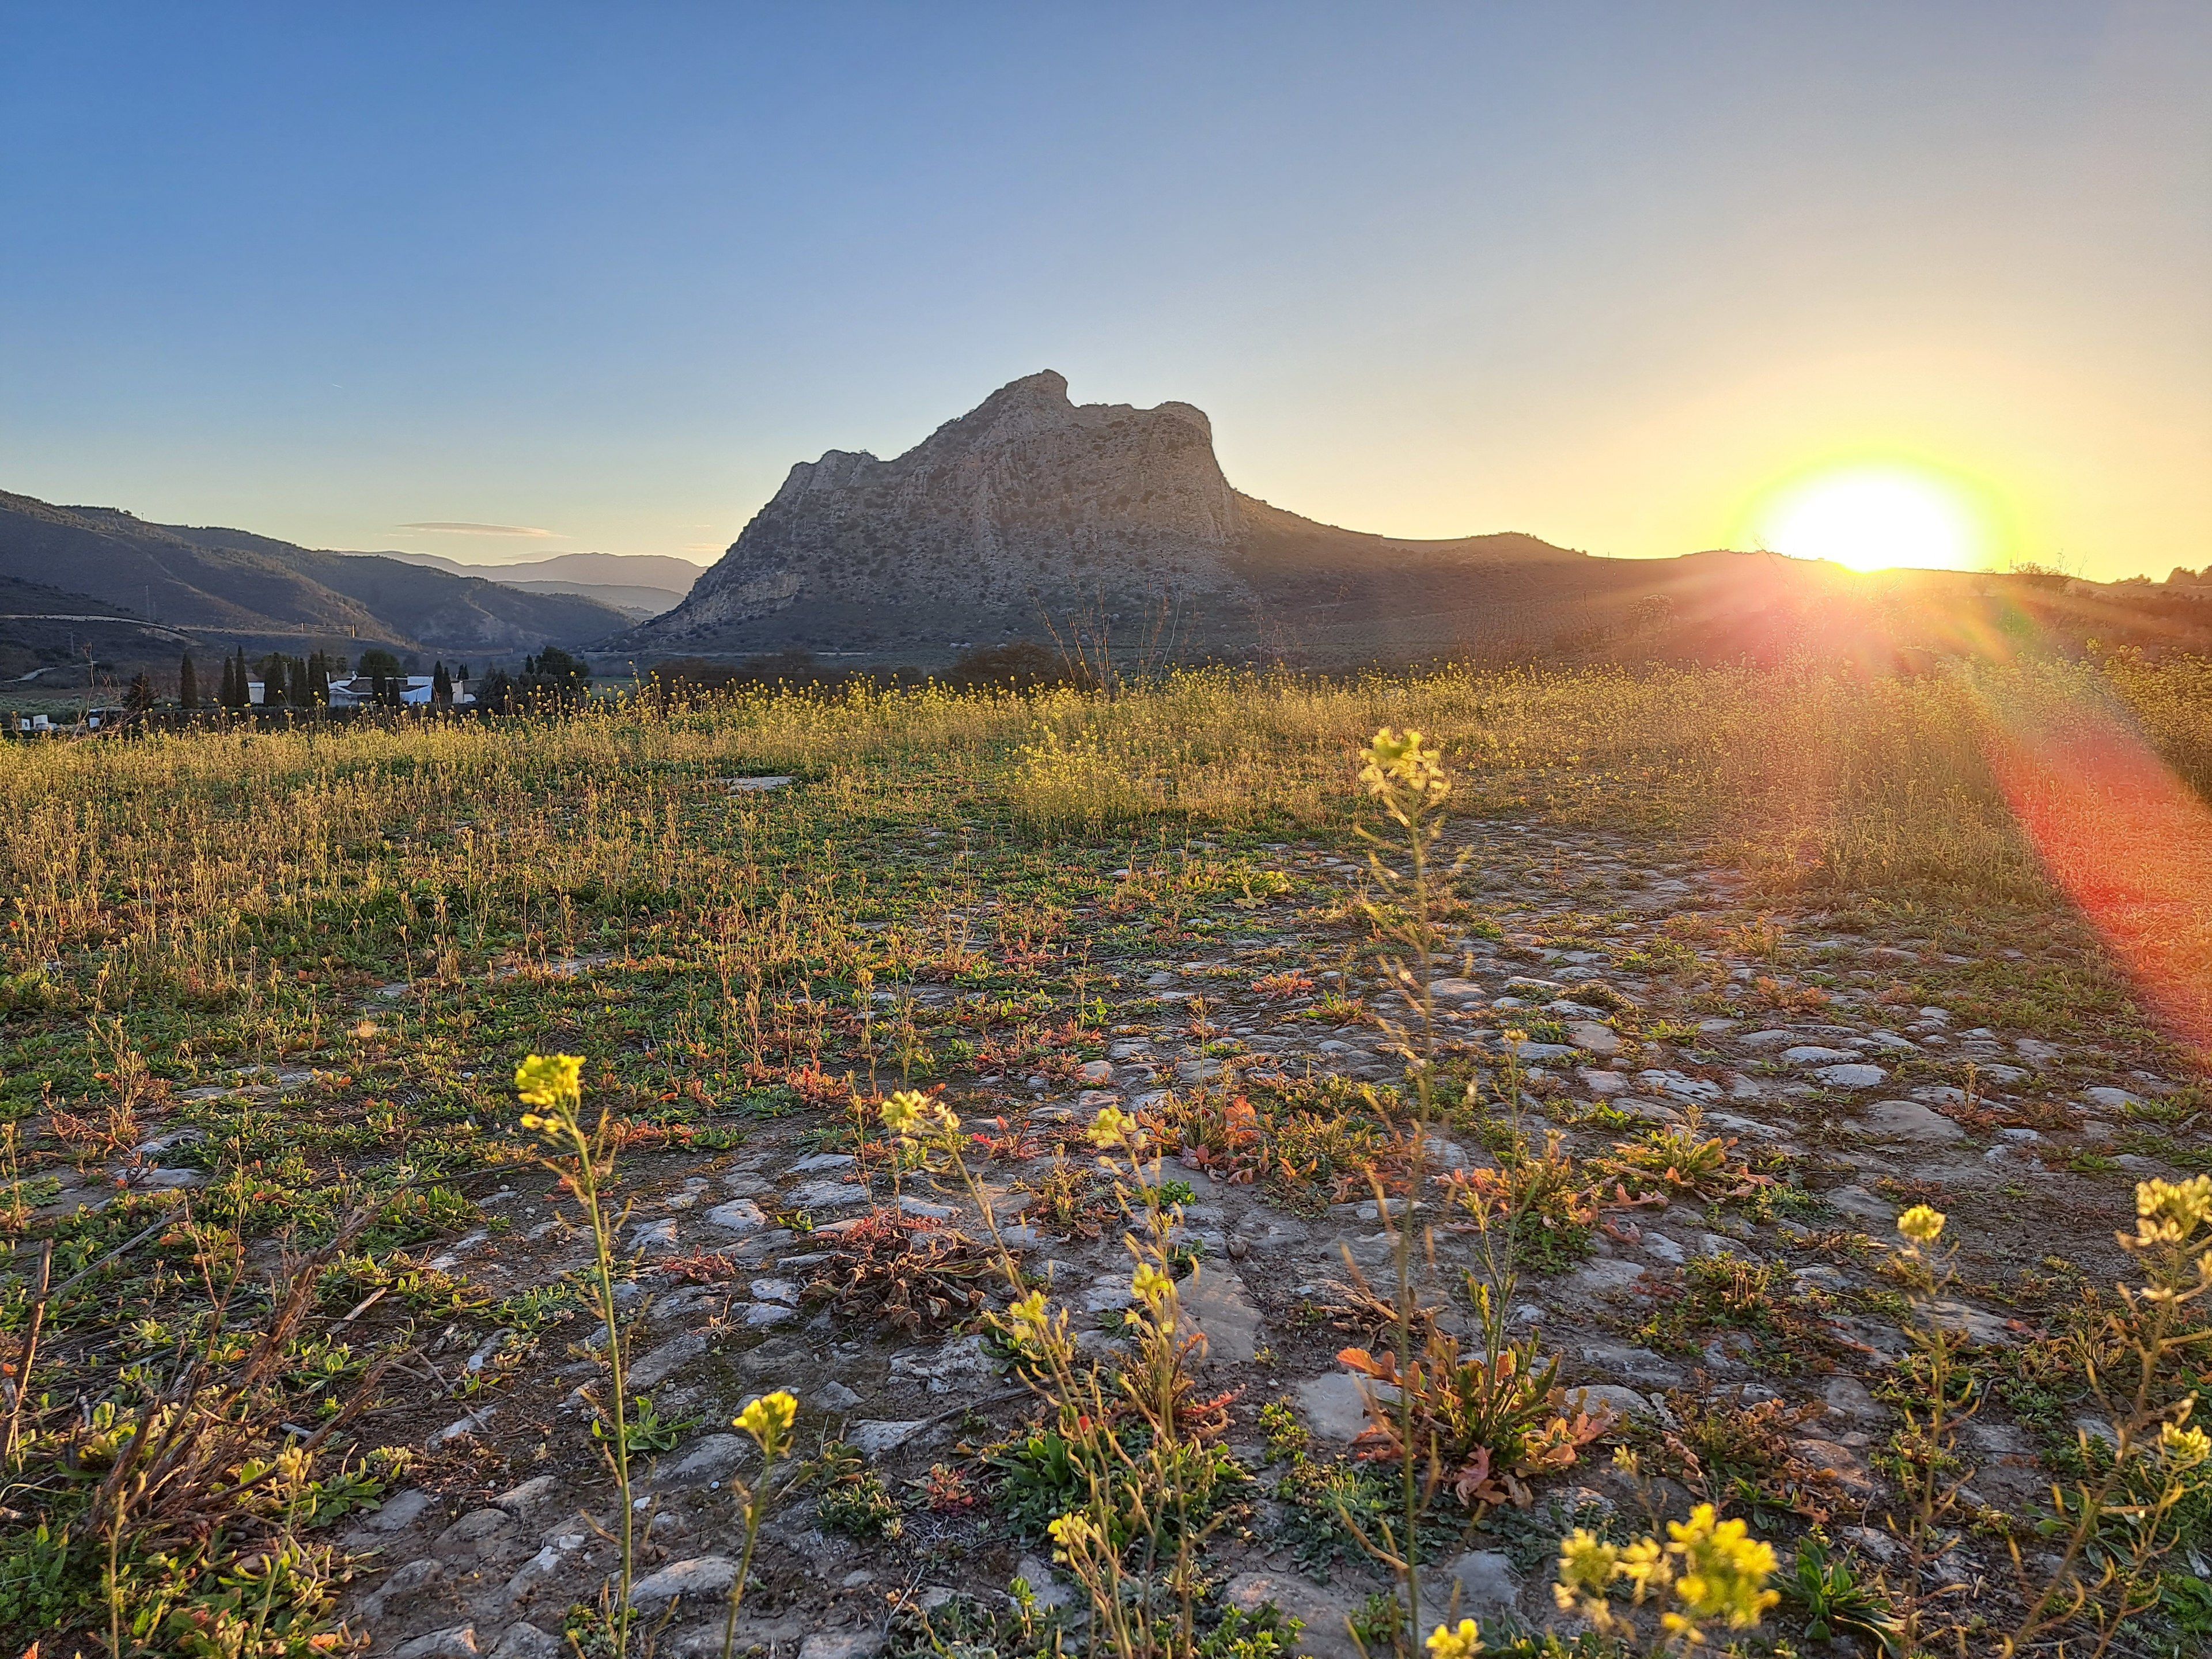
[515,1052,642,1656]
[1350,728,1453,1649]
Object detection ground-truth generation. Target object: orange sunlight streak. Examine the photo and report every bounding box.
[1985,698,2212,1062]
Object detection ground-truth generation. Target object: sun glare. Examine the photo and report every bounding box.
[1753,465,1985,574]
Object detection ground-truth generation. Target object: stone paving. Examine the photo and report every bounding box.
[324,821,2204,1656]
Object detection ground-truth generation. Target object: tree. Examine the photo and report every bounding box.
[288,657,311,707]
[232,647,253,709]
[431,661,453,706]
[126,671,156,712]
[178,653,199,710]
[359,647,402,679]
[516,646,589,710]
[308,652,331,704]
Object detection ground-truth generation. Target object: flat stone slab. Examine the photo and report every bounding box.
[704,1198,768,1233]
[1816,1063,1888,1089]
[1567,1021,1621,1056]
[1297,1372,1374,1441]
[1180,1269,1262,1364]
[1565,1382,1654,1420]
[1858,1099,1965,1143]
[628,1555,738,1604]
[850,1419,929,1456]
[1825,1184,1899,1227]
[1569,1257,1647,1294]
[1421,1549,1522,1622]
[787,1181,870,1209]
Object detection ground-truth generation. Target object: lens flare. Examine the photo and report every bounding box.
[1752,465,1985,574]
[1982,692,2212,1063]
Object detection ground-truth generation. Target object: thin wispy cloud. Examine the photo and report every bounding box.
[400,521,559,537]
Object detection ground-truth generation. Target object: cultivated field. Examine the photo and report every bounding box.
[5,658,2212,1658]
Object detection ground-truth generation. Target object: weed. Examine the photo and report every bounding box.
[1338,1331,1613,1511]
[803,1207,1001,1332]
[1257,1399,1309,1463]
[812,1441,905,1540]
[1779,1535,1902,1650]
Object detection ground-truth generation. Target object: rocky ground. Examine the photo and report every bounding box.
[126,820,2202,1658]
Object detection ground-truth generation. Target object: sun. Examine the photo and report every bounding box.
[1751,464,1987,574]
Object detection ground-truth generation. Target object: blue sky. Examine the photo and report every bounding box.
[3,2,2206,577]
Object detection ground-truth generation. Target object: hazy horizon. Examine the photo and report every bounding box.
[4,3,2205,580]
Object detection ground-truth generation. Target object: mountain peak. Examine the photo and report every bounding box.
[987,368,1070,405]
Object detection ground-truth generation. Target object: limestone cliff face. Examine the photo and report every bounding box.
[632,371,1250,642]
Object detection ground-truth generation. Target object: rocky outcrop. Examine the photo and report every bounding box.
[635,371,1251,646]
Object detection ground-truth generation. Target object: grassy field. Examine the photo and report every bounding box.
[4,657,2211,1657]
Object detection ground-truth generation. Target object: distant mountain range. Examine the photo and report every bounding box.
[7,374,2205,679]
[628,370,2212,669]
[0,491,639,655]
[374,551,702,619]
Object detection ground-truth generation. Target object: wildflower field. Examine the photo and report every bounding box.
[5,657,2212,1658]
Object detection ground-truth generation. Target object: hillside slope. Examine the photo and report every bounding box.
[0,493,631,651]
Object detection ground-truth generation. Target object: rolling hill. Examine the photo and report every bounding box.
[0,491,633,654]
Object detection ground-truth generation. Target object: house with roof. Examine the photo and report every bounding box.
[325,673,472,710]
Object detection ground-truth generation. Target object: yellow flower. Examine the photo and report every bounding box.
[1046,1512,1099,1563]
[1663,1504,1779,1635]
[1130,1262,1176,1306]
[2130,1176,2212,1248]
[1501,1028,1529,1047]
[1615,1534,1670,1601]
[881,1089,957,1139]
[1552,1529,1623,1627]
[1088,1104,1137,1150]
[1897,1205,1946,1247]
[880,1090,927,1137]
[1361,727,1448,801]
[514,1052,584,1111]
[1423,1618,1483,1659]
[1001,1290,1060,1354]
[734,1389,798,1454]
[2160,1420,2211,1471]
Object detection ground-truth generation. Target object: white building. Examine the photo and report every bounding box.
[325,674,472,709]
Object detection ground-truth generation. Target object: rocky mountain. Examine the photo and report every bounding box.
[622,370,1607,662]
[0,491,633,654]
[630,372,1246,649]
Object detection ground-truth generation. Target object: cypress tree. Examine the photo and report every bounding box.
[432,662,452,705]
[219,653,237,709]
[179,653,199,710]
